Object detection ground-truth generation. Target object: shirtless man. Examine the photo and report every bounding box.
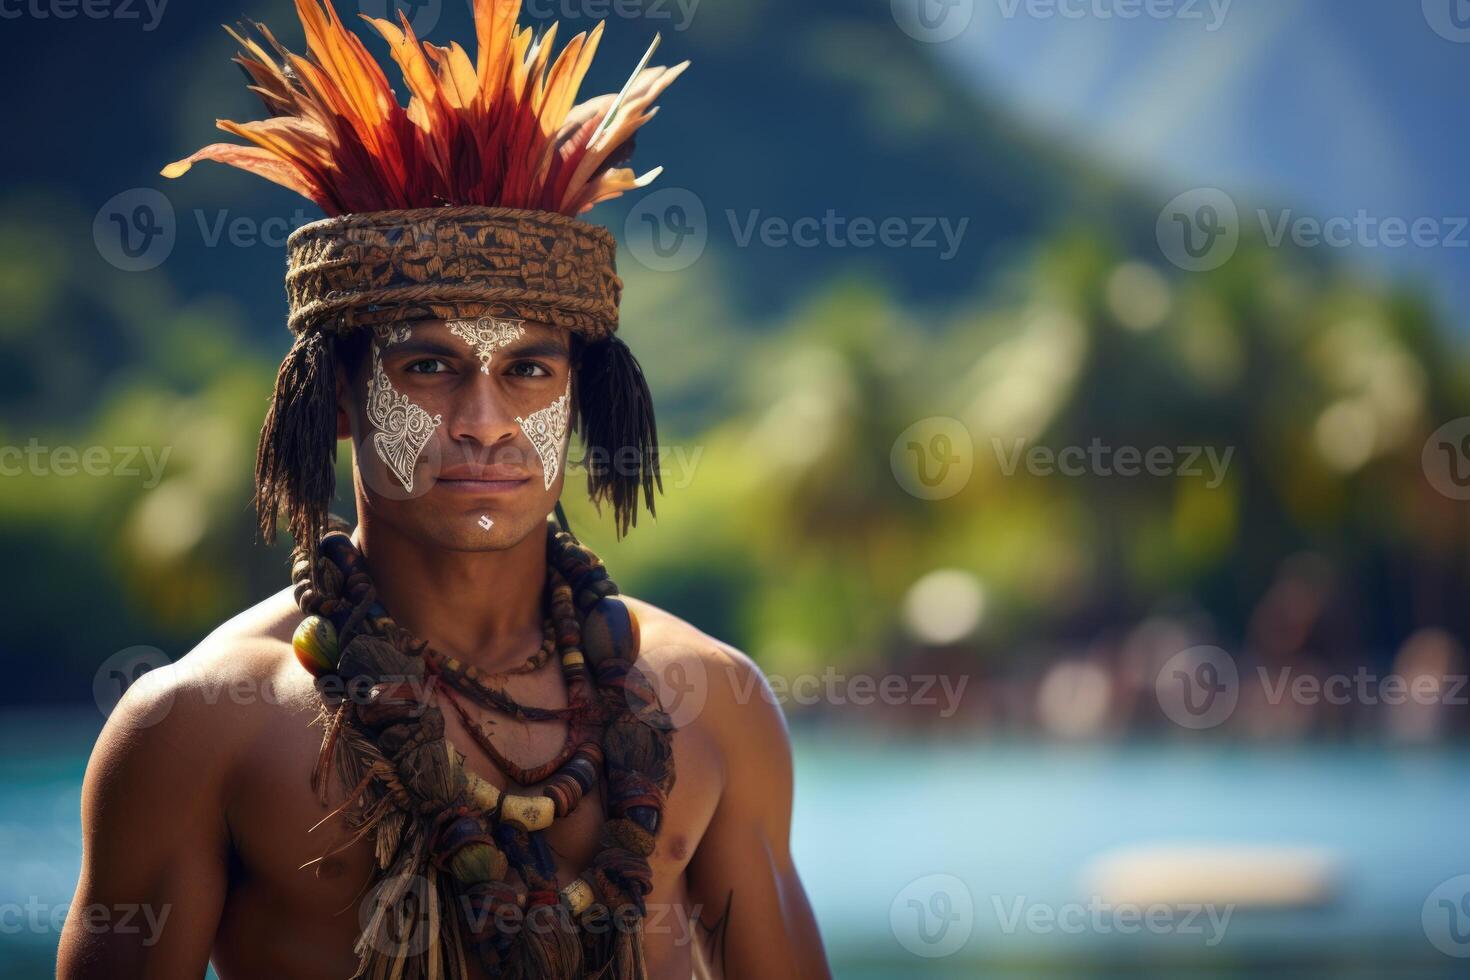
[60,317,830,979]
[58,2,830,976]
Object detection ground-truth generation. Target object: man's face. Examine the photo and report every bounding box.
[338,316,573,551]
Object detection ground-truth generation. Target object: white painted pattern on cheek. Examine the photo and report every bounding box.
[365,341,443,493]
[515,377,571,491]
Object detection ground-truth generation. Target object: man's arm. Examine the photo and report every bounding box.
[58,663,233,978]
[684,648,831,980]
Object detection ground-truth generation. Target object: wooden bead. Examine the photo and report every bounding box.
[563,754,598,793]
[561,878,594,916]
[545,777,580,817]
[500,793,555,831]
[356,681,424,729]
[581,597,639,667]
[450,842,508,885]
[628,806,659,834]
[291,616,339,677]
[466,772,502,811]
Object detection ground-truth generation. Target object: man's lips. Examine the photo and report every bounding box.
[434,468,533,492]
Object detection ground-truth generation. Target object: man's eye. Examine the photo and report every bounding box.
[507,362,551,378]
[405,358,449,374]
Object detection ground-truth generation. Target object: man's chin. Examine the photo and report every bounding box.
[420,510,546,553]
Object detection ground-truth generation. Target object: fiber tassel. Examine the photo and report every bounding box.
[516,901,583,980]
[313,701,349,803]
[256,330,338,548]
[576,336,661,536]
[426,867,442,980]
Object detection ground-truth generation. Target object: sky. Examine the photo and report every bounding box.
[930,0,1470,325]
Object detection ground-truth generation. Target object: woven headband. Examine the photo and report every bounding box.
[285,205,623,340]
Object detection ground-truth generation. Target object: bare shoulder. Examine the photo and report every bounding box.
[622,596,790,773]
[91,586,311,787]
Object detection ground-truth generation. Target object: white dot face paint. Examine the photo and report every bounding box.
[515,378,571,491]
[366,329,443,493]
[448,316,526,374]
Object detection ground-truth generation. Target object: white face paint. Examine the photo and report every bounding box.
[448,315,526,374]
[366,328,443,493]
[516,378,571,491]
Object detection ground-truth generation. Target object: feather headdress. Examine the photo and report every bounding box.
[163,0,688,215]
[165,0,679,549]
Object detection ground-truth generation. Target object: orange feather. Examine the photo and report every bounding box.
[168,0,671,216]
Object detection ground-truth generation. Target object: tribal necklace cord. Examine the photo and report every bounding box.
[289,521,676,980]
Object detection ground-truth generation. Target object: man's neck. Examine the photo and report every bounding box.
[352,518,548,673]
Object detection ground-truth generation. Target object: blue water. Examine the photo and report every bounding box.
[5,709,1469,978]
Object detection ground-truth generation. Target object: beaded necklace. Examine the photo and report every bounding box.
[290,520,676,980]
[427,572,599,790]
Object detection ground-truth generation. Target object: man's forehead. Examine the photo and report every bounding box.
[395,317,568,350]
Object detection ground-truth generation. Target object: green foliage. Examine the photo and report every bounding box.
[4,185,1468,695]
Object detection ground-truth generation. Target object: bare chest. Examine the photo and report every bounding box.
[214,666,719,979]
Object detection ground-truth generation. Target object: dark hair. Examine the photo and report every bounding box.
[254,328,660,547]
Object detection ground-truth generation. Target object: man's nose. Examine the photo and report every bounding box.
[445,374,520,456]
